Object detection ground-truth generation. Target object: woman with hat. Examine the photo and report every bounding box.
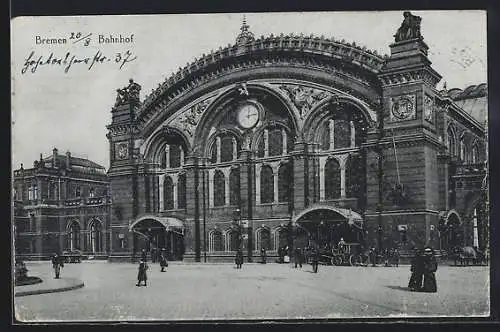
[408,248,423,291]
[159,248,168,272]
[421,247,438,292]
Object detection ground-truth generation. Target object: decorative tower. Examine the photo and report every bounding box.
[368,12,443,250]
[107,79,142,261]
[235,15,255,46]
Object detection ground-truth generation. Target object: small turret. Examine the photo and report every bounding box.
[235,15,255,46]
[66,151,71,169]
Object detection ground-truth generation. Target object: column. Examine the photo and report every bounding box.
[255,164,262,204]
[180,147,184,166]
[340,155,347,198]
[473,208,479,248]
[272,162,279,203]
[232,137,237,161]
[216,136,221,163]
[350,121,356,148]
[282,128,287,155]
[165,145,170,168]
[159,174,165,211]
[208,169,215,207]
[264,129,269,157]
[172,173,178,210]
[329,119,335,150]
[319,156,327,201]
[223,167,231,206]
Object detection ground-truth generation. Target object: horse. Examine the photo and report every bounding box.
[451,246,477,266]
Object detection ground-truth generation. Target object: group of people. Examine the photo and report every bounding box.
[408,247,438,292]
[136,248,169,287]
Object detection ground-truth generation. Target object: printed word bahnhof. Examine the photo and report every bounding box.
[14,13,488,262]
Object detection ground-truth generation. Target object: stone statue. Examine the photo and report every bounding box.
[394,11,422,42]
[114,79,142,106]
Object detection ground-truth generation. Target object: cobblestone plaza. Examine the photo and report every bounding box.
[15,261,489,321]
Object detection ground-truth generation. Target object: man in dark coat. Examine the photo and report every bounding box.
[421,247,438,292]
[235,249,243,269]
[311,248,319,273]
[294,247,303,268]
[136,259,149,286]
[260,248,267,264]
[51,253,64,279]
[159,248,168,272]
[408,249,424,291]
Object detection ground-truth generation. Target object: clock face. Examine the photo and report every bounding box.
[237,104,260,129]
[117,143,128,159]
[391,97,414,120]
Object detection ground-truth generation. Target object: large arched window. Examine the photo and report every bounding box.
[210,134,239,163]
[268,129,283,156]
[164,176,174,210]
[273,228,287,250]
[225,229,239,252]
[177,173,186,209]
[325,158,341,199]
[278,163,292,202]
[334,119,351,149]
[208,230,224,252]
[229,168,240,206]
[447,126,456,157]
[220,136,234,162]
[89,220,102,253]
[214,170,225,207]
[160,143,184,169]
[68,221,81,251]
[345,154,364,198]
[459,137,467,162]
[472,144,479,164]
[320,122,330,150]
[256,227,271,251]
[260,165,274,203]
[169,144,182,168]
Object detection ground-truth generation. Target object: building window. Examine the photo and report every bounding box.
[325,158,341,199]
[268,129,283,156]
[33,185,38,200]
[28,186,33,200]
[273,228,287,250]
[225,229,239,252]
[321,122,330,150]
[278,163,291,202]
[75,186,81,197]
[346,155,364,198]
[220,136,234,162]
[208,230,223,252]
[177,173,186,209]
[89,220,102,253]
[214,170,225,207]
[170,144,182,168]
[210,144,217,163]
[459,138,467,162]
[472,144,479,164]
[257,136,265,158]
[447,127,456,156]
[260,165,274,203]
[89,188,95,198]
[334,119,351,149]
[256,227,271,251]
[164,176,174,210]
[68,221,81,251]
[229,168,240,205]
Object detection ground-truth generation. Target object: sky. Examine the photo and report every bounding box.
[11,11,487,170]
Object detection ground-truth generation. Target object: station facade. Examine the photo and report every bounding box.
[106,14,487,262]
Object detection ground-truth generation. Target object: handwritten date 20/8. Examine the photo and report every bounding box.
[21,50,137,74]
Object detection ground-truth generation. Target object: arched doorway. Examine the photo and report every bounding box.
[293,205,365,249]
[439,210,462,250]
[130,216,185,260]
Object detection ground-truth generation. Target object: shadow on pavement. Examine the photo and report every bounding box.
[385,285,412,292]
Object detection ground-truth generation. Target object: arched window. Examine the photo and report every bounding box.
[256,227,271,251]
[447,126,456,156]
[210,142,217,163]
[459,137,467,162]
[273,228,287,250]
[33,184,38,200]
[320,122,330,150]
[229,168,240,206]
[278,163,291,202]
[325,158,341,199]
[260,165,274,203]
[214,170,225,207]
[334,119,351,149]
[268,129,283,156]
[225,230,239,252]
[345,155,364,198]
[177,173,186,209]
[257,136,265,158]
[89,220,102,253]
[89,188,95,198]
[209,230,223,252]
[164,176,174,210]
[220,136,234,162]
[472,144,479,164]
[68,221,80,251]
[28,186,33,200]
[169,144,182,168]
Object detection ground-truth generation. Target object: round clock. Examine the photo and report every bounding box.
[237,103,260,129]
[392,98,414,120]
[117,144,128,159]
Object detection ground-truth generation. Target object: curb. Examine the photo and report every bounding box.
[15,279,85,297]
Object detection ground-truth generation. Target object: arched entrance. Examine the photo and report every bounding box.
[293,205,365,249]
[130,215,185,260]
[439,210,462,250]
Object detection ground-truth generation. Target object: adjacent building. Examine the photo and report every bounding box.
[13,149,111,260]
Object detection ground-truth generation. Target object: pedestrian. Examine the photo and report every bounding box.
[408,249,424,291]
[260,248,267,264]
[311,248,319,273]
[370,247,377,267]
[294,247,303,268]
[421,247,438,292]
[159,248,168,272]
[151,247,157,263]
[235,249,243,269]
[393,247,400,267]
[338,237,346,253]
[141,248,147,262]
[51,253,64,279]
[136,258,149,286]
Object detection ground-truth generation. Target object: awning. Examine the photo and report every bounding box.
[294,205,364,229]
[129,215,184,232]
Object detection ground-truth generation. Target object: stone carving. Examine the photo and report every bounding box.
[424,94,434,123]
[115,79,141,106]
[394,11,422,42]
[170,98,214,138]
[279,85,331,118]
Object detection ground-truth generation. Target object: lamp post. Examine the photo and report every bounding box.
[233,208,242,251]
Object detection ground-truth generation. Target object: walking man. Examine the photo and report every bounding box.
[136,258,149,286]
[311,248,319,273]
[294,247,303,268]
[421,247,438,292]
[51,253,64,279]
[408,249,424,291]
[159,248,168,272]
[260,248,267,264]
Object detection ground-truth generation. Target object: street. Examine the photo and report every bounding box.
[15,261,489,321]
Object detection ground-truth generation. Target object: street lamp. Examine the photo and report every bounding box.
[233,208,242,251]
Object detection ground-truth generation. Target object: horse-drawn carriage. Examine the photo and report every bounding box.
[449,246,488,266]
[306,243,369,266]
